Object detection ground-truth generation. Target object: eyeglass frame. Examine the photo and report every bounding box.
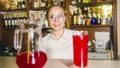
[48,14,66,20]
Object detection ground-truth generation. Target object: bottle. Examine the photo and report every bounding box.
[96,0,102,2]
[86,0,92,3]
[7,15,11,28]
[77,8,82,25]
[82,0,86,3]
[21,0,26,9]
[101,15,107,25]
[72,9,78,26]
[46,0,50,8]
[4,15,8,28]
[106,14,111,25]
[78,0,82,3]
[14,14,18,28]
[91,8,97,25]
[10,0,17,10]
[70,0,77,5]
[11,15,15,28]
[97,13,102,25]
[58,0,65,7]
[33,0,40,9]
[88,41,92,51]
[82,13,87,25]
[40,0,46,8]
[83,0,91,3]
[86,7,91,25]
[5,0,11,10]
[97,9,102,25]
[17,0,22,9]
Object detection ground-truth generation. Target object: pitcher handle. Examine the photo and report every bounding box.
[14,29,19,50]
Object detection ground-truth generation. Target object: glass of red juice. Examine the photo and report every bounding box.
[73,31,88,68]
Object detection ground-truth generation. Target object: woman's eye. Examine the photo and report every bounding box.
[49,15,55,19]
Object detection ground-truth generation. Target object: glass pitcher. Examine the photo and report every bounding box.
[14,17,47,68]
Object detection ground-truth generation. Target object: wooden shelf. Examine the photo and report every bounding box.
[1,9,27,12]
[29,8,48,11]
[78,1,113,7]
[71,24,113,28]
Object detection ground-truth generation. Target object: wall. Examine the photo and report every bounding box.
[117,0,120,55]
[0,21,2,40]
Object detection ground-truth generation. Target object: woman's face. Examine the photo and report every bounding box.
[48,6,66,31]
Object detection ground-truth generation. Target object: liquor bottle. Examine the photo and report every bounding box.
[86,7,91,25]
[21,0,26,9]
[44,19,49,28]
[91,9,97,25]
[11,15,15,28]
[70,0,77,5]
[78,0,82,3]
[82,13,87,25]
[46,0,50,8]
[33,0,40,9]
[15,16,19,27]
[97,9,102,25]
[17,0,22,9]
[77,8,82,25]
[86,0,92,3]
[23,15,27,21]
[4,16,8,28]
[10,0,17,10]
[52,0,58,5]
[96,0,102,2]
[5,0,11,10]
[106,14,111,25]
[13,14,17,28]
[58,0,65,7]
[8,16,12,28]
[40,0,47,8]
[101,15,107,25]
[82,0,91,3]
[72,9,78,26]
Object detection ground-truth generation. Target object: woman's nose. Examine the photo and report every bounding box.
[54,17,60,22]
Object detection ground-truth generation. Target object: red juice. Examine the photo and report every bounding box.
[16,51,47,68]
[73,34,88,67]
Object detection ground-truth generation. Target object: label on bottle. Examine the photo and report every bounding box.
[73,15,77,25]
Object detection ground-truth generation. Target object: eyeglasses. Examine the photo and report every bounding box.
[48,14,65,20]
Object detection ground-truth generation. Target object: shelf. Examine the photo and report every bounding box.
[71,24,113,28]
[1,9,27,12]
[30,8,48,11]
[78,1,113,7]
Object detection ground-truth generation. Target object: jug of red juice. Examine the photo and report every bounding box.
[73,31,88,68]
[14,17,47,68]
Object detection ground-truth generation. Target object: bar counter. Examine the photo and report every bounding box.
[0,56,120,68]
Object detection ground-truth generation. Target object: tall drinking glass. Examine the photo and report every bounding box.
[73,31,88,68]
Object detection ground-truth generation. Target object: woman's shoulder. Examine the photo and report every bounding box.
[67,29,86,35]
[66,29,82,33]
[43,33,51,41]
